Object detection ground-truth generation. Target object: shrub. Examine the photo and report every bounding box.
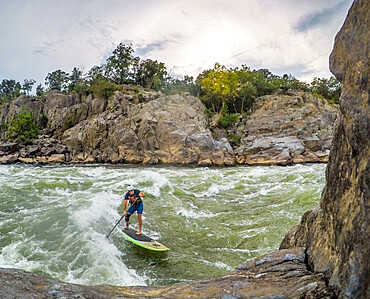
[7,107,38,144]
[89,79,121,98]
[217,113,239,128]
[229,133,242,146]
[65,118,74,128]
[73,83,90,94]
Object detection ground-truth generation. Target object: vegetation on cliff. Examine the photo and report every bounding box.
[1,43,341,109]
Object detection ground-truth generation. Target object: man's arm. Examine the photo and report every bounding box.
[138,192,145,197]
[123,199,128,214]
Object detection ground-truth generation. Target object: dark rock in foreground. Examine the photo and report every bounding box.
[0,248,336,298]
[281,0,369,298]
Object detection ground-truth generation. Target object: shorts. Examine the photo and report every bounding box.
[127,200,143,215]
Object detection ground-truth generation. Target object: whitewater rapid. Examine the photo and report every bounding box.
[0,164,326,286]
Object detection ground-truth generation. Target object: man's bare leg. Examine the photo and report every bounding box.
[136,214,142,235]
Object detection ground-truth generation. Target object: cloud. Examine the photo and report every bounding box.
[0,0,353,87]
[293,1,350,32]
[135,34,184,58]
[136,41,170,57]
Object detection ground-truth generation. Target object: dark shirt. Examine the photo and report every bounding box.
[124,189,142,204]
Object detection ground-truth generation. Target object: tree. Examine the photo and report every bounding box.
[45,70,69,91]
[164,75,198,95]
[135,59,167,90]
[36,84,44,96]
[310,76,341,103]
[69,67,83,91]
[7,107,38,144]
[105,43,139,84]
[201,63,239,113]
[279,74,309,93]
[87,65,105,83]
[0,79,21,103]
[21,79,36,95]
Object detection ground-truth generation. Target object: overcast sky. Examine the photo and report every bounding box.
[0,0,353,87]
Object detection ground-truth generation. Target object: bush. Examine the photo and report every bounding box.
[229,133,242,146]
[217,113,239,128]
[65,118,74,128]
[73,83,90,94]
[7,107,38,144]
[89,79,121,98]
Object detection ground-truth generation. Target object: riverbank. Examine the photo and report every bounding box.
[0,89,337,166]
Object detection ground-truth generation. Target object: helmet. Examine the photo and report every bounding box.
[127,185,134,191]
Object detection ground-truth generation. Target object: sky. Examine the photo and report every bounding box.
[0,0,353,87]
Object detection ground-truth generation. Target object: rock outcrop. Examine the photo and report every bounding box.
[234,92,337,165]
[280,0,369,298]
[62,93,235,165]
[0,89,337,166]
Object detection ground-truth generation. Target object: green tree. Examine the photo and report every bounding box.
[135,59,167,90]
[164,75,198,95]
[21,79,36,95]
[7,107,38,144]
[105,43,139,84]
[36,84,44,96]
[69,67,83,91]
[201,63,239,113]
[0,79,21,103]
[310,76,341,103]
[279,74,309,93]
[45,70,70,91]
[87,65,105,83]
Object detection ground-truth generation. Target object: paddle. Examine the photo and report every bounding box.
[106,214,125,239]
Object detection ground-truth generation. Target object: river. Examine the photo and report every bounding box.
[0,163,326,286]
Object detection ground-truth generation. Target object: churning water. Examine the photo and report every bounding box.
[0,163,326,286]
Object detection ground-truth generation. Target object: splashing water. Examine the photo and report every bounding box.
[0,163,326,286]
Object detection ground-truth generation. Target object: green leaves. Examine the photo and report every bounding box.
[45,70,69,91]
[7,107,38,144]
[0,79,21,104]
[135,59,168,90]
[105,43,139,84]
[199,63,341,119]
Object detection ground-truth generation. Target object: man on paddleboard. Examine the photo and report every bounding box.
[123,185,145,235]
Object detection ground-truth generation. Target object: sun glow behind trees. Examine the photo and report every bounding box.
[0,43,341,110]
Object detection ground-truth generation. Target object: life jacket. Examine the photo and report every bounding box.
[127,190,142,205]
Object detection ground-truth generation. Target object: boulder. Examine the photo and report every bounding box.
[0,142,18,155]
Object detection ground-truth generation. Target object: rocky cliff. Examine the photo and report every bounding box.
[280,0,369,298]
[0,88,337,166]
[0,0,368,298]
[234,92,336,165]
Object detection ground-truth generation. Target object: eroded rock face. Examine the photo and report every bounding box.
[235,92,337,165]
[281,1,369,298]
[61,93,235,165]
[0,90,337,166]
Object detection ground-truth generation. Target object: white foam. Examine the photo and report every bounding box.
[197,258,233,271]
